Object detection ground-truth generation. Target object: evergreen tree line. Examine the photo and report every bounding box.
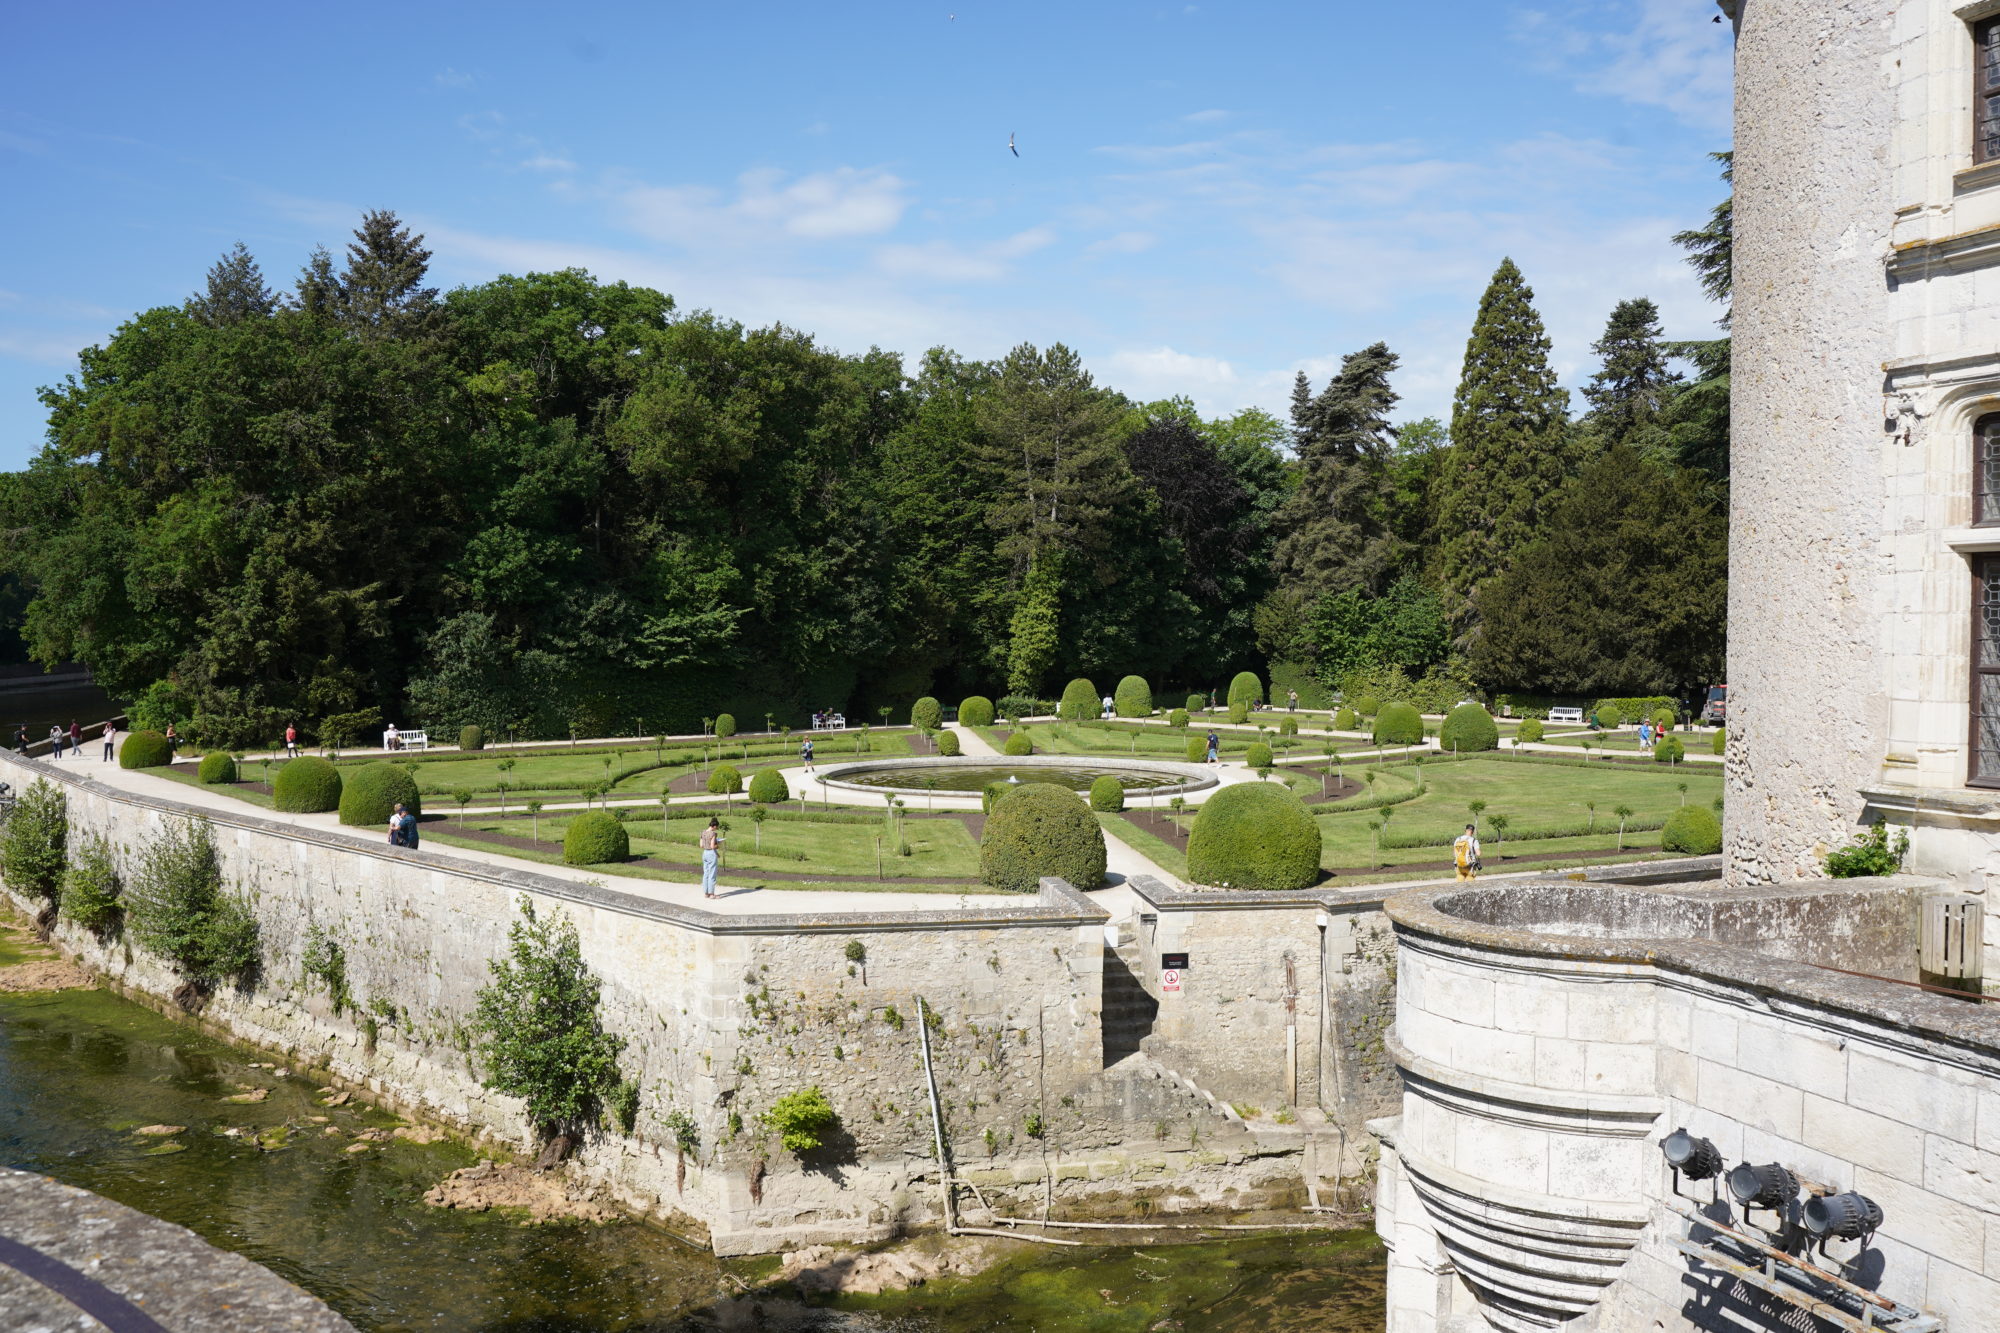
[0,160,1730,745]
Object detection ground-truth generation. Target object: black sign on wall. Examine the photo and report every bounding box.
[1161,952,1189,970]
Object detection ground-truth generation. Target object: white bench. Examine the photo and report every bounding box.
[1547,707,1584,725]
[382,729,430,751]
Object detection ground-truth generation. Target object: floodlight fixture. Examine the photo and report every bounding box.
[1726,1162,1798,1212]
[1803,1191,1883,1243]
[1661,1129,1722,1181]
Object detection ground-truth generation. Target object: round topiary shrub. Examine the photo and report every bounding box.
[1185,693,1206,715]
[1114,675,1152,718]
[958,696,995,728]
[708,764,743,797]
[1654,736,1686,765]
[1004,732,1034,756]
[1651,707,1675,734]
[197,751,238,784]
[1058,678,1098,721]
[910,696,942,731]
[1596,704,1624,730]
[1661,804,1722,855]
[1228,671,1264,709]
[714,714,737,740]
[1518,717,1545,744]
[273,756,343,813]
[936,730,962,757]
[119,730,173,770]
[1372,702,1424,747]
[980,784,1106,893]
[1228,701,1249,725]
[1279,716,1299,736]
[1168,708,1189,728]
[1187,783,1322,891]
[748,767,789,804]
[1245,741,1274,771]
[459,725,485,751]
[1353,695,1380,718]
[1185,735,1207,763]
[1089,774,1125,812]
[1438,703,1499,754]
[340,761,422,826]
[1333,707,1358,731]
[1713,727,1726,755]
[564,810,630,865]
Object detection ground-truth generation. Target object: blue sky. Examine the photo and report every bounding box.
[0,0,1731,468]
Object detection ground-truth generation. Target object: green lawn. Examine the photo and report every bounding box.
[1540,730,1721,756]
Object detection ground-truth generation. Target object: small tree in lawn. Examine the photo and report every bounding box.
[455,787,474,825]
[526,800,544,842]
[1257,760,1274,783]
[1676,781,1689,806]
[1488,813,1509,849]
[764,712,775,736]
[495,781,510,817]
[1378,806,1395,847]
[1170,796,1187,841]
[878,705,893,730]
[1581,737,1595,761]
[750,806,767,853]
[1468,799,1487,832]
[1585,799,1598,832]
[1613,803,1634,849]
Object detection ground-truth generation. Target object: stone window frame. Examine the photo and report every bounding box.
[1974,554,2000,787]
[1977,412,2000,524]
[1965,2,2000,166]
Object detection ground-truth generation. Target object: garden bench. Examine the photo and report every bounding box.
[381,729,429,751]
[1546,707,1584,725]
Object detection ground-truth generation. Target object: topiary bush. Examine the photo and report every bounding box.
[910,697,942,731]
[1651,708,1675,734]
[273,756,343,813]
[339,762,422,826]
[1661,805,1722,855]
[1187,783,1322,891]
[1186,735,1207,763]
[1712,727,1726,755]
[1653,736,1685,765]
[459,725,485,751]
[1004,732,1033,756]
[120,730,173,770]
[197,751,239,785]
[1279,716,1299,736]
[1518,718,1545,744]
[980,783,1106,893]
[1089,774,1126,812]
[564,810,630,865]
[935,730,962,757]
[1114,675,1152,718]
[1228,701,1249,724]
[1352,695,1380,718]
[1245,741,1274,770]
[958,696,995,728]
[1333,707,1358,731]
[1058,678,1099,722]
[748,767,789,804]
[1185,693,1206,715]
[1438,703,1499,754]
[1595,704,1624,730]
[708,764,742,797]
[1228,671,1264,710]
[1372,702,1424,747]
[714,714,737,740]
[1168,708,1189,728]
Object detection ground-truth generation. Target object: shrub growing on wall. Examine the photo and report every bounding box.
[958,696,995,728]
[1089,774,1125,812]
[910,697,942,732]
[1438,704,1499,753]
[935,730,961,757]
[1114,675,1152,718]
[564,811,631,865]
[473,898,626,1137]
[707,764,742,797]
[1372,702,1424,747]
[127,817,260,990]
[1518,718,1545,744]
[1661,805,1722,855]
[3,778,67,907]
[119,730,173,770]
[1227,671,1264,710]
[1187,783,1322,891]
[748,768,789,804]
[1004,732,1033,756]
[340,761,422,826]
[62,834,120,936]
[980,784,1107,893]
[762,1086,839,1155]
[1169,708,1189,728]
[460,725,485,751]
[273,756,343,813]
[1058,678,1098,721]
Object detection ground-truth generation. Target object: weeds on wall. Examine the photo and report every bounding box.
[127,816,260,995]
[1824,819,1910,878]
[3,778,67,914]
[301,925,352,1014]
[760,1086,839,1155]
[62,835,120,937]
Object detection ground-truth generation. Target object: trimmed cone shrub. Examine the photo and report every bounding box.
[1246,741,1273,770]
[197,751,238,784]
[120,730,173,770]
[1089,774,1125,812]
[1168,708,1189,728]
[1713,727,1726,755]
[1654,736,1686,765]
[340,761,422,826]
[1114,675,1152,718]
[1185,693,1205,714]
[708,764,742,796]
[1661,805,1722,855]
[1185,736,1207,763]
[714,714,737,740]
[936,730,962,757]
[1228,701,1249,724]
[980,784,1106,893]
[564,810,630,865]
[1004,732,1033,756]
[1438,704,1499,754]
[1353,695,1380,718]
[748,767,789,804]
[1518,718,1545,744]
[459,725,485,751]
[1228,671,1264,709]
[1058,678,1098,721]
[273,756,343,813]
[1372,702,1424,747]
[1187,783,1322,891]
[958,696,995,728]
[1333,707,1358,731]
[910,696,942,731]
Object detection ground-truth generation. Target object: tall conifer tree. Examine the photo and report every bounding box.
[188,242,276,327]
[1432,258,1571,640]
[1583,298,1681,449]
[1270,341,1402,603]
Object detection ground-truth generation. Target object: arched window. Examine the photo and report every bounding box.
[1978,18,2000,164]
[1977,413,2000,526]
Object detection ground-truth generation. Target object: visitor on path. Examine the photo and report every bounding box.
[1287,688,1298,711]
[700,817,724,898]
[385,722,400,752]
[1101,694,1114,718]
[68,721,80,756]
[13,726,25,754]
[800,735,814,772]
[164,723,178,756]
[389,803,419,849]
[1454,824,1481,881]
[284,723,299,758]
[48,725,62,759]
[1205,730,1220,764]
[101,721,117,761]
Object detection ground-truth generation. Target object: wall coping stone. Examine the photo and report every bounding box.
[1124,857,1721,917]
[1387,1033,1663,1126]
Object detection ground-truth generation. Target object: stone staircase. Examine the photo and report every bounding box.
[1101,930,1159,1066]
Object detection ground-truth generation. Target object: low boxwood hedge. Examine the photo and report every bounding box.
[980,783,1106,892]
[273,756,343,813]
[1187,783,1321,890]
[340,761,422,826]
[564,810,630,865]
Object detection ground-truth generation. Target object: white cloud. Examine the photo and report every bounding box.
[617,166,909,245]
[1183,109,1230,124]
[876,227,1056,282]
[521,154,576,172]
[1086,230,1156,255]
[1525,0,1733,132]
[1105,346,1240,404]
[434,67,475,89]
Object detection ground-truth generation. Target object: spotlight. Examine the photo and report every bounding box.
[1661,1130,1723,1180]
[1804,1192,1883,1242]
[1727,1162,1799,1211]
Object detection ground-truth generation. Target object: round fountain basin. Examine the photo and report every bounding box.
[818,755,1217,798]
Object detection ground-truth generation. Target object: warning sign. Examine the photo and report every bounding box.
[1161,968,1182,994]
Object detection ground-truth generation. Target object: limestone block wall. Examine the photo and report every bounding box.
[1373,875,2000,1333]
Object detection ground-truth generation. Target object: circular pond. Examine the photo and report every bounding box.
[819,755,1216,798]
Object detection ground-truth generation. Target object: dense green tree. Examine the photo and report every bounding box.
[1386,416,1447,555]
[1582,299,1682,449]
[1271,342,1402,604]
[188,242,276,328]
[1674,152,1733,322]
[1006,554,1062,696]
[1308,576,1449,682]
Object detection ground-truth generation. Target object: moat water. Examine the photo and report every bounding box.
[0,930,1385,1332]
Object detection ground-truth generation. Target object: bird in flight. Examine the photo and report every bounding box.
[1009,132,1019,157]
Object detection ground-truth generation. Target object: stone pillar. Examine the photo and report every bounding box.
[1726,0,1899,883]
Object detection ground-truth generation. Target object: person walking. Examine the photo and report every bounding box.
[800,734,815,773]
[699,817,725,898]
[284,723,299,759]
[68,720,81,757]
[1101,693,1114,719]
[1453,824,1482,881]
[48,725,63,759]
[1287,688,1299,711]
[164,722,178,756]
[1205,730,1220,764]
[13,725,25,755]
[101,721,117,761]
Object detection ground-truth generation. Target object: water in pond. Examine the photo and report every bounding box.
[835,764,1189,794]
[0,927,1384,1331]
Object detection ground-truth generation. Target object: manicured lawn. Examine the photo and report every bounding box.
[1539,730,1721,756]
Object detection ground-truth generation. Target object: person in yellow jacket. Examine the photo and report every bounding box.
[1453,823,1481,880]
